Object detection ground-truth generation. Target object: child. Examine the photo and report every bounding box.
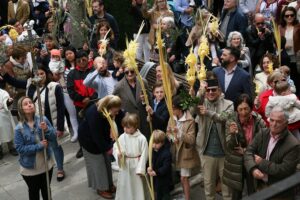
[112,51,125,81]
[0,88,17,159]
[48,49,64,76]
[266,81,300,139]
[279,65,296,93]
[113,113,148,200]
[146,81,169,132]
[166,95,200,200]
[147,129,173,200]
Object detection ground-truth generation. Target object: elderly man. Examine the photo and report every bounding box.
[244,106,300,199]
[219,0,248,45]
[213,47,252,103]
[245,13,275,69]
[196,72,233,200]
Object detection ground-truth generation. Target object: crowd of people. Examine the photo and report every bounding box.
[0,0,300,200]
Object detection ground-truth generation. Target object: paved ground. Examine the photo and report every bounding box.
[0,141,210,200]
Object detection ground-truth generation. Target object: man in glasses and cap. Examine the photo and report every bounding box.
[196,71,233,200]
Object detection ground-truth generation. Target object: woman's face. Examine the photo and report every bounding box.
[99,26,108,39]
[45,39,55,50]
[237,102,251,120]
[284,10,295,24]
[47,22,54,32]
[109,106,120,117]
[124,68,136,82]
[262,56,271,73]
[65,50,75,62]
[156,0,167,10]
[155,65,162,81]
[22,98,35,115]
[37,69,47,84]
[231,34,241,48]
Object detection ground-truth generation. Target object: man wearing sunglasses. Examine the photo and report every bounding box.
[113,67,151,140]
[245,13,275,69]
[196,72,234,200]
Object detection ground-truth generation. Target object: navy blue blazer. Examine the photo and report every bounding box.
[212,66,252,103]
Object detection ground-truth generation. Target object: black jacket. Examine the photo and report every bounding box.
[150,99,169,133]
[152,143,173,192]
[78,104,124,154]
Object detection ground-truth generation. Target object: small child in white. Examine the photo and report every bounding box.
[48,49,64,75]
[113,113,148,200]
[266,81,300,139]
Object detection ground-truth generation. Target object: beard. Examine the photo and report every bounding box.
[99,69,108,76]
[221,60,230,67]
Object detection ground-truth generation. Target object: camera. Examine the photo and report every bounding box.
[258,27,265,34]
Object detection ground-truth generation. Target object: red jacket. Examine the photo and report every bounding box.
[66,62,97,108]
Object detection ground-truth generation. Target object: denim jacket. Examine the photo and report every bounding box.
[14,116,56,169]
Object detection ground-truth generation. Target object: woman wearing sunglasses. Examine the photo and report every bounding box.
[113,67,152,140]
[279,6,300,96]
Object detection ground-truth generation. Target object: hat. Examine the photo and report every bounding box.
[206,79,219,87]
[50,49,61,57]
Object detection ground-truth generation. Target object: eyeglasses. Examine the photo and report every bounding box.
[206,88,218,93]
[125,70,135,75]
[285,14,295,18]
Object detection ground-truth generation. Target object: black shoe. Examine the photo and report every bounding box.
[9,148,18,156]
[76,148,83,159]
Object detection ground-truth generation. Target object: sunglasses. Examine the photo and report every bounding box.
[285,14,295,18]
[206,88,218,93]
[125,70,135,75]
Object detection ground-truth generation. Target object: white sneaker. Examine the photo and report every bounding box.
[70,135,78,143]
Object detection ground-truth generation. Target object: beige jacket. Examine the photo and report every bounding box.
[8,0,30,25]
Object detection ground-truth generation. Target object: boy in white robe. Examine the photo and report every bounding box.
[113,113,148,200]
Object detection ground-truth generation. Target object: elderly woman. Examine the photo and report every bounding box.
[227,31,252,76]
[78,95,124,199]
[223,94,266,200]
[14,96,56,200]
[142,0,174,49]
[254,53,279,94]
[113,67,151,139]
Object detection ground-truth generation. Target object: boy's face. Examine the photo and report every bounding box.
[124,126,136,135]
[153,86,165,101]
[113,60,121,68]
[153,142,163,151]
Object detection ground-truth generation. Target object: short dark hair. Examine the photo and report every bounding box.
[92,0,104,6]
[8,18,18,26]
[224,47,241,61]
[172,95,186,111]
[76,50,88,59]
[234,93,253,111]
[12,45,27,59]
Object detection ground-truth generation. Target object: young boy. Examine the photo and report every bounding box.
[113,113,148,200]
[147,129,173,200]
[146,82,169,132]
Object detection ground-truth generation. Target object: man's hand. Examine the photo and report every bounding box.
[234,146,244,155]
[255,154,263,164]
[252,168,264,180]
[198,105,207,115]
[82,97,90,107]
[184,7,194,14]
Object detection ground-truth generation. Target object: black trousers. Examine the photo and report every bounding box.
[22,168,53,200]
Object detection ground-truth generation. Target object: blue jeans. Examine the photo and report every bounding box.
[50,139,64,171]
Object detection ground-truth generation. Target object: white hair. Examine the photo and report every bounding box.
[226,31,245,49]
[162,16,175,28]
[270,106,289,122]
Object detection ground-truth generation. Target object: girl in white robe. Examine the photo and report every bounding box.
[0,88,16,158]
[113,113,148,200]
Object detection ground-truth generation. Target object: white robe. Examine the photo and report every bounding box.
[113,130,148,200]
[0,89,14,144]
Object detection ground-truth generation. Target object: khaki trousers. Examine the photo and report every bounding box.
[200,155,232,200]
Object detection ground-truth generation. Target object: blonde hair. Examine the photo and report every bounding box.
[152,129,166,144]
[17,96,35,123]
[96,95,122,112]
[122,113,139,129]
[267,71,284,85]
